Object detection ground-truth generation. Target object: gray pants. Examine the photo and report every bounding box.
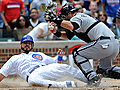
[73,38,119,80]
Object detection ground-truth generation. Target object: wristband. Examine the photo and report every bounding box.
[54,31,61,37]
[58,56,63,61]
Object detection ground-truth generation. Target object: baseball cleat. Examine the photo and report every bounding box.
[96,66,120,79]
[65,81,77,88]
[86,74,103,87]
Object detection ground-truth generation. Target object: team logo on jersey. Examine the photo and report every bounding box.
[32,54,43,60]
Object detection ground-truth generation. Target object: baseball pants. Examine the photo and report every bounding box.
[73,37,119,80]
[28,63,87,88]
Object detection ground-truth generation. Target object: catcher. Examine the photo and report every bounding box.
[45,2,120,87]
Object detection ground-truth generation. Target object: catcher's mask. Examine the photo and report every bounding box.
[59,4,79,16]
[45,2,57,21]
[20,35,34,54]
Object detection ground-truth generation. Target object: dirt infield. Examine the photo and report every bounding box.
[0,77,120,90]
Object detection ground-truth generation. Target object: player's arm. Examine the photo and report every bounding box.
[61,20,79,31]
[50,19,79,31]
[0,73,5,82]
[48,21,79,40]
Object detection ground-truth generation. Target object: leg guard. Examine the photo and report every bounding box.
[72,47,95,80]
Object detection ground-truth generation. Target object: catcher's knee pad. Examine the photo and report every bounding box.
[72,47,80,64]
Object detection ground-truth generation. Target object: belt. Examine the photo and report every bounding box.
[26,65,40,82]
[99,36,117,40]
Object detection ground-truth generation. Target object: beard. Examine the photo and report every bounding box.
[21,45,32,54]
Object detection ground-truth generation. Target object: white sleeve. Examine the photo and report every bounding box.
[41,53,58,64]
[0,57,17,77]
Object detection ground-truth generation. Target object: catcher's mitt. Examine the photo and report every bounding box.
[45,2,57,21]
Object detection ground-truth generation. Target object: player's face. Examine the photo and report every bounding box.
[66,12,73,19]
[21,41,32,51]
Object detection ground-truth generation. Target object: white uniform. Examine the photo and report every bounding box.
[28,23,54,41]
[67,12,119,80]
[0,52,87,88]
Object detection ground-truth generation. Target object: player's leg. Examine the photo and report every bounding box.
[72,41,101,84]
[28,77,74,88]
[96,39,120,79]
[28,63,87,88]
[72,39,117,86]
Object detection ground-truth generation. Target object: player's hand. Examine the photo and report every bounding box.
[57,49,65,57]
[48,21,57,33]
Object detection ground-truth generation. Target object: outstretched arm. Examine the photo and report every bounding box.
[48,21,73,40]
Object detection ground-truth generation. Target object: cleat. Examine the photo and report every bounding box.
[86,74,103,87]
[96,66,107,77]
[66,81,77,88]
[96,66,120,79]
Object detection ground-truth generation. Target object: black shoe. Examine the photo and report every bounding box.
[96,66,120,79]
[96,66,107,77]
[86,74,103,87]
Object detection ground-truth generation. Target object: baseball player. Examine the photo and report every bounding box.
[46,4,120,86]
[0,35,90,88]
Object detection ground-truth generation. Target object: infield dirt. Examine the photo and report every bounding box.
[0,76,120,90]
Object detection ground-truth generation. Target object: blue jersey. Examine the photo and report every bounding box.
[101,0,120,17]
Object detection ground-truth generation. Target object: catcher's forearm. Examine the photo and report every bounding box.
[53,20,74,30]
[61,20,74,30]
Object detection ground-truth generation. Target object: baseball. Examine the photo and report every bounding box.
[49,25,54,30]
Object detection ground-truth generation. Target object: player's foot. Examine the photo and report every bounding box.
[86,74,103,87]
[96,66,120,79]
[65,81,77,88]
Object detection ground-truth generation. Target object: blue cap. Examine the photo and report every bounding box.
[21,35,34,47]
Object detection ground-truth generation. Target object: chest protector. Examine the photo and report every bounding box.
[73,20,100,43]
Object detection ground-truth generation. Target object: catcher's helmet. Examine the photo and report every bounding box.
[21,35,34,47]
[60,4,79,16]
